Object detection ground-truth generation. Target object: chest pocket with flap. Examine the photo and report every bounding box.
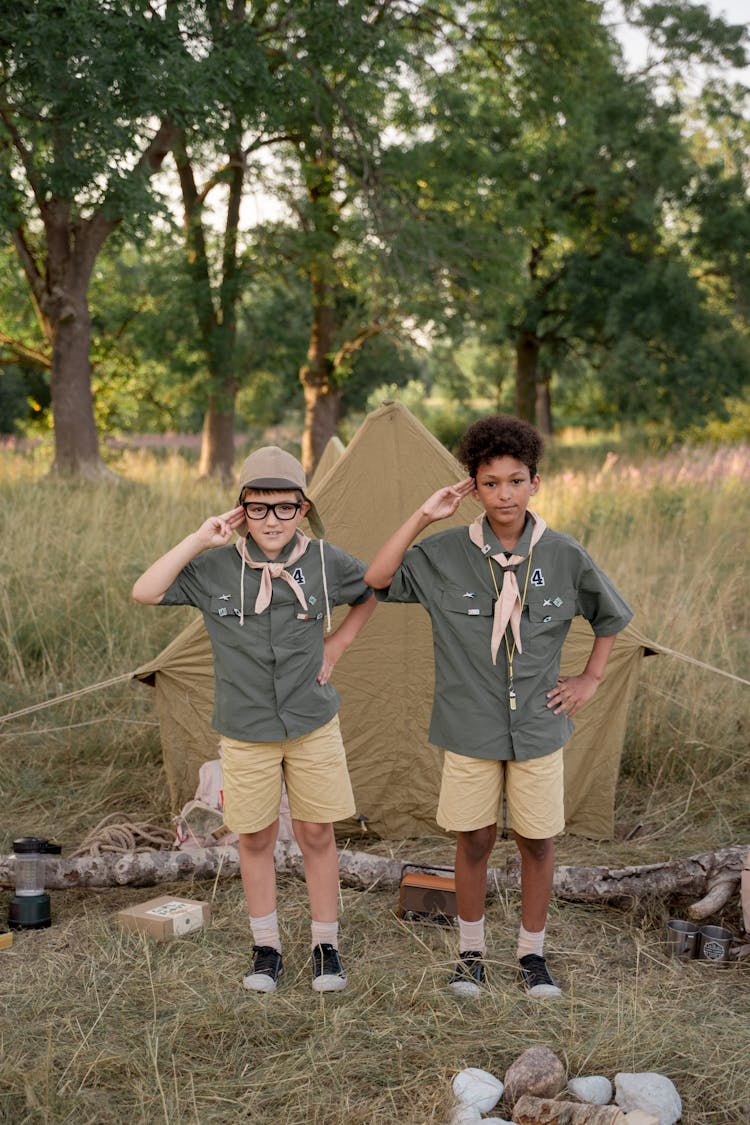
[439,587,493,618]
[526,590,577,626]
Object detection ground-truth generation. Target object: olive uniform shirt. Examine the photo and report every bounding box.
[375,515,632,762]
[162,536,371,742]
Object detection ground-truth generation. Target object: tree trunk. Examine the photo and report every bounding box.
[175,133,242,481]
[301,375,342,477]
[535,377,553,436]
[197,391,237,480]
[8,118,177,480]
[36,202,115,479]
[299,288,342,476]
[515,331,539,423]
[48,295,113,479]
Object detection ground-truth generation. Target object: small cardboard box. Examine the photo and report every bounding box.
[117,895,210,941]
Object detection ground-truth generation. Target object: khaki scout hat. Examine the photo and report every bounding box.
[237,446,325,538]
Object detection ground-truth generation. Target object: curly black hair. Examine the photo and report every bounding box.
[456,415,544,478]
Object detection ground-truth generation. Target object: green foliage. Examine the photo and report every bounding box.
[686,394,750,443]
[0,0,748,450]
[0,1,185,222]
[0,365,50,434]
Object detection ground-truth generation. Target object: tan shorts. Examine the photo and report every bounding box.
[219,715,355,834]
[436,748,565,839]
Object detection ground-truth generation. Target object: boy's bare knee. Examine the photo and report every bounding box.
[293,819,334,853]
[515,834,553,863]
[239,823,278,855]
[457,825,496,863]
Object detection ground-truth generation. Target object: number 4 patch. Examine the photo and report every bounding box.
[530,567,545,587]
[291,568,305,584]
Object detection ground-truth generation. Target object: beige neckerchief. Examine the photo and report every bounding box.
[235,531,310,625]
[468,511,547,664]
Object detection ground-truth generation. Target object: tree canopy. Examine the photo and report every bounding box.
[1,0,748,470]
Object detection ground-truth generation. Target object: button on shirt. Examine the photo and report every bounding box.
[375,517,633,762]
[162,537,371,742]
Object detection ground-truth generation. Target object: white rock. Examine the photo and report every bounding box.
[568,1075,613,1105]
[449,1106,482,1125]
[452,1067,504,1113]
[480,1119,516,1124]
[615,1072,682,1125]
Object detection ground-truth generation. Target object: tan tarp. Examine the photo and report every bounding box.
[134,402,658,839]
[309,434,345,490]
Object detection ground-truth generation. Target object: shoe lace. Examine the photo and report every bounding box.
[252,944,280,975]
[521,954,553,987]
[314,943,343,976]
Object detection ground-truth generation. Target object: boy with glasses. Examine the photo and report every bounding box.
[133,446,375,994]
[364,416,631,999]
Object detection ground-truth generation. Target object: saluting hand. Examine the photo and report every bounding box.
[196,506,246,549]
[421,478,475,522]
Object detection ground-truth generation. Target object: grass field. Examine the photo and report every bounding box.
[1,436,749,1124]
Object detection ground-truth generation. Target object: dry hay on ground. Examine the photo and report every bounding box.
[1,863,748,1125]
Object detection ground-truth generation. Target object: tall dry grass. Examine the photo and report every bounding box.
[1,439,749,1124]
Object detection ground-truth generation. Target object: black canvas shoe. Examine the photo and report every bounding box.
[448,950,486,996]
[518,953,562,998]
[311,943,347,992]
[243,945,283,993]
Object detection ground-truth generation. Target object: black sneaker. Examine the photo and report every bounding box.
[243,945,283,993]
[519,953,562,998]
[448,950,485,996]
[311,943,347,992]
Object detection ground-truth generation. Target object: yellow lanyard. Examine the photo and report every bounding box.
[488,548,533,710]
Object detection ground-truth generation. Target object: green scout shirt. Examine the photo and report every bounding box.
[162,537,371,742]
[375,515,632,762]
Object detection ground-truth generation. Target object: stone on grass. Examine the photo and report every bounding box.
[452,1067,504,1114]
[614,1073,681,1125]
[449,1105,482,1125]
[503,1045,566,1103]
[623,1112,660,1124]
[568,1076,613,1105]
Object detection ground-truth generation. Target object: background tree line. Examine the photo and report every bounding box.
[0,0,748,478]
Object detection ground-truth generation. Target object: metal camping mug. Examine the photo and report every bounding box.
[697,925,736,963]
[666,918,699,960]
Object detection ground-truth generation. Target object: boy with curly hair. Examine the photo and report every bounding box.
[365,415,632,997]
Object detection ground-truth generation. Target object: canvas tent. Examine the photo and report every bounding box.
[309,434,345,490]
[134,401,659,840]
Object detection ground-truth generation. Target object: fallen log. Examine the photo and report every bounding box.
[549,845,747,915]
[0,843,746,916]
[510,1098,629,1125]
[512,1095,629,1124]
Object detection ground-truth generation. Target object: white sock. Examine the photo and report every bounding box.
[311,920,339,950]
[457,915,486,956]
[249,910,281,952]
[517,924,545,959]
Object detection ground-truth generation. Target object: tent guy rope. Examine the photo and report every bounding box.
[1,645,747,728]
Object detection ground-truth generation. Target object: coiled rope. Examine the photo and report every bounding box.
[70,812,174,858]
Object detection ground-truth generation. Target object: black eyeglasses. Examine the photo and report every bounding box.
[241,501,303,521]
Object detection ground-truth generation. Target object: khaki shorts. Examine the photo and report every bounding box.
[219,715,355,834]
[436,748,565,839]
